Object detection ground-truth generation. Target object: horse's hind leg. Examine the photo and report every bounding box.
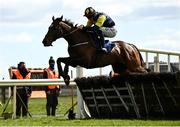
[111,64,127,77]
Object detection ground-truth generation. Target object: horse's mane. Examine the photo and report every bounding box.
[61,18,93,42]
[62,18,95,46]
[63,19,77,28]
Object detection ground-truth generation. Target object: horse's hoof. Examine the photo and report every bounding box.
[65,79,70,86]
[64,75,70,86]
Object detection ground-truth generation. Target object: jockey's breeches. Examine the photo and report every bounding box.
[100,27,117,38]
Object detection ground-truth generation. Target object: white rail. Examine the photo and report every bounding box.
[0,79,76,86]
[139,48,180,72]
[0,79,76,119]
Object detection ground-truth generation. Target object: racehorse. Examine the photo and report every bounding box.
[42,15,147,85]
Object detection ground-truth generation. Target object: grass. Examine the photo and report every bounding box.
[0,96,180,126]
[0,96,77,116]
[0,117,180,126]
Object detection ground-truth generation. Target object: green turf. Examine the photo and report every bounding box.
[0,96,77,116]
[0,97,180,126]
[28,96,77,115]
[0,117,180,126]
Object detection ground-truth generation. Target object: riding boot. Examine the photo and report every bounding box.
[99,35,105,49]
[96,29,104,49]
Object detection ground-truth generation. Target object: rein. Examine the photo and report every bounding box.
[70,42,89,48]
[61,26,89,48]
[62,28,79,37]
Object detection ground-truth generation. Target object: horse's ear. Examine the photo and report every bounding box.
[75,24,78,27]
[52,16,55,21]
[60,15,63,21]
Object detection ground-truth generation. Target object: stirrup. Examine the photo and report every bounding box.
[96,48,107,53]
[102,48,107,52]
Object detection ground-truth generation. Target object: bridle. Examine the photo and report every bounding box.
[58,21,79,37]
[62,27,79,37]
[58,21,89,48]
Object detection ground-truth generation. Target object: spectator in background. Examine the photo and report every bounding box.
[43,56,60,116]
[12,62,31,117]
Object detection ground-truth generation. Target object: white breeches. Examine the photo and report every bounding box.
[100,27,117,38]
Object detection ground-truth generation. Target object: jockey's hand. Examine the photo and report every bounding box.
[78,25,84,29]
[92,25,100,30]
[82,26,93,32]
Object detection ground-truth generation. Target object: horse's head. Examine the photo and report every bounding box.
[42,15,72,46]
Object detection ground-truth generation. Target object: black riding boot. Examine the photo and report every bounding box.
[99,36,104,49]
[96,29,104,49]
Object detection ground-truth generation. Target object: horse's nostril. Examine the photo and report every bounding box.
[42,40,51,47]
[42,39,48,44]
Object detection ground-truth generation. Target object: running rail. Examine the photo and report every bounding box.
[0,79,76,119]
[0,79,76,86]
[139,48,180,72]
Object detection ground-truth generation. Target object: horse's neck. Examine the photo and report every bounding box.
[64,29,95,47]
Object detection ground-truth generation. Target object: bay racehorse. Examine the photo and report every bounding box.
[42,16,147,85]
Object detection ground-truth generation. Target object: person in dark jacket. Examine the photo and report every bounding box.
[43,57,60,116]
[12,62,31,117]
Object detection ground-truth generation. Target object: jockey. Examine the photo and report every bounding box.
[82,7,117,50]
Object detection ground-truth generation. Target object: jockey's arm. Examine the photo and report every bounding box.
[86,19,93,27]
[78,19,93,29]
[95,15,106,27]
[82,15,106,32]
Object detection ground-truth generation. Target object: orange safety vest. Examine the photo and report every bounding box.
[13,69,31,79]
[45,68,59,89]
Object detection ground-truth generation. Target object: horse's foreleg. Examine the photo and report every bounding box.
[64,64,69,75]
[57,56,85,85]
[63,64,70,85]
[57,57,72,85]
[57,58,64,78]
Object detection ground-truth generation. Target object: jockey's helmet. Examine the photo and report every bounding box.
[84,7,96,18]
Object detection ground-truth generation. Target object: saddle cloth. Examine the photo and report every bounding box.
[104,40,115,52]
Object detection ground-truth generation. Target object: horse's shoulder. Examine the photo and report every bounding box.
[112,40,125,44]
[112,40,134,47]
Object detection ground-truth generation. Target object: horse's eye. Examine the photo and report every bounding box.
[55,26,60,29]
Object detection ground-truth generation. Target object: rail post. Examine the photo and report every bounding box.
[12,86,16,119]
[154,55,160,72]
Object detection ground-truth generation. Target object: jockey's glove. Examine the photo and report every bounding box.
[92,25,100,31]
[82,26,91,32]
[82,25,100,33]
